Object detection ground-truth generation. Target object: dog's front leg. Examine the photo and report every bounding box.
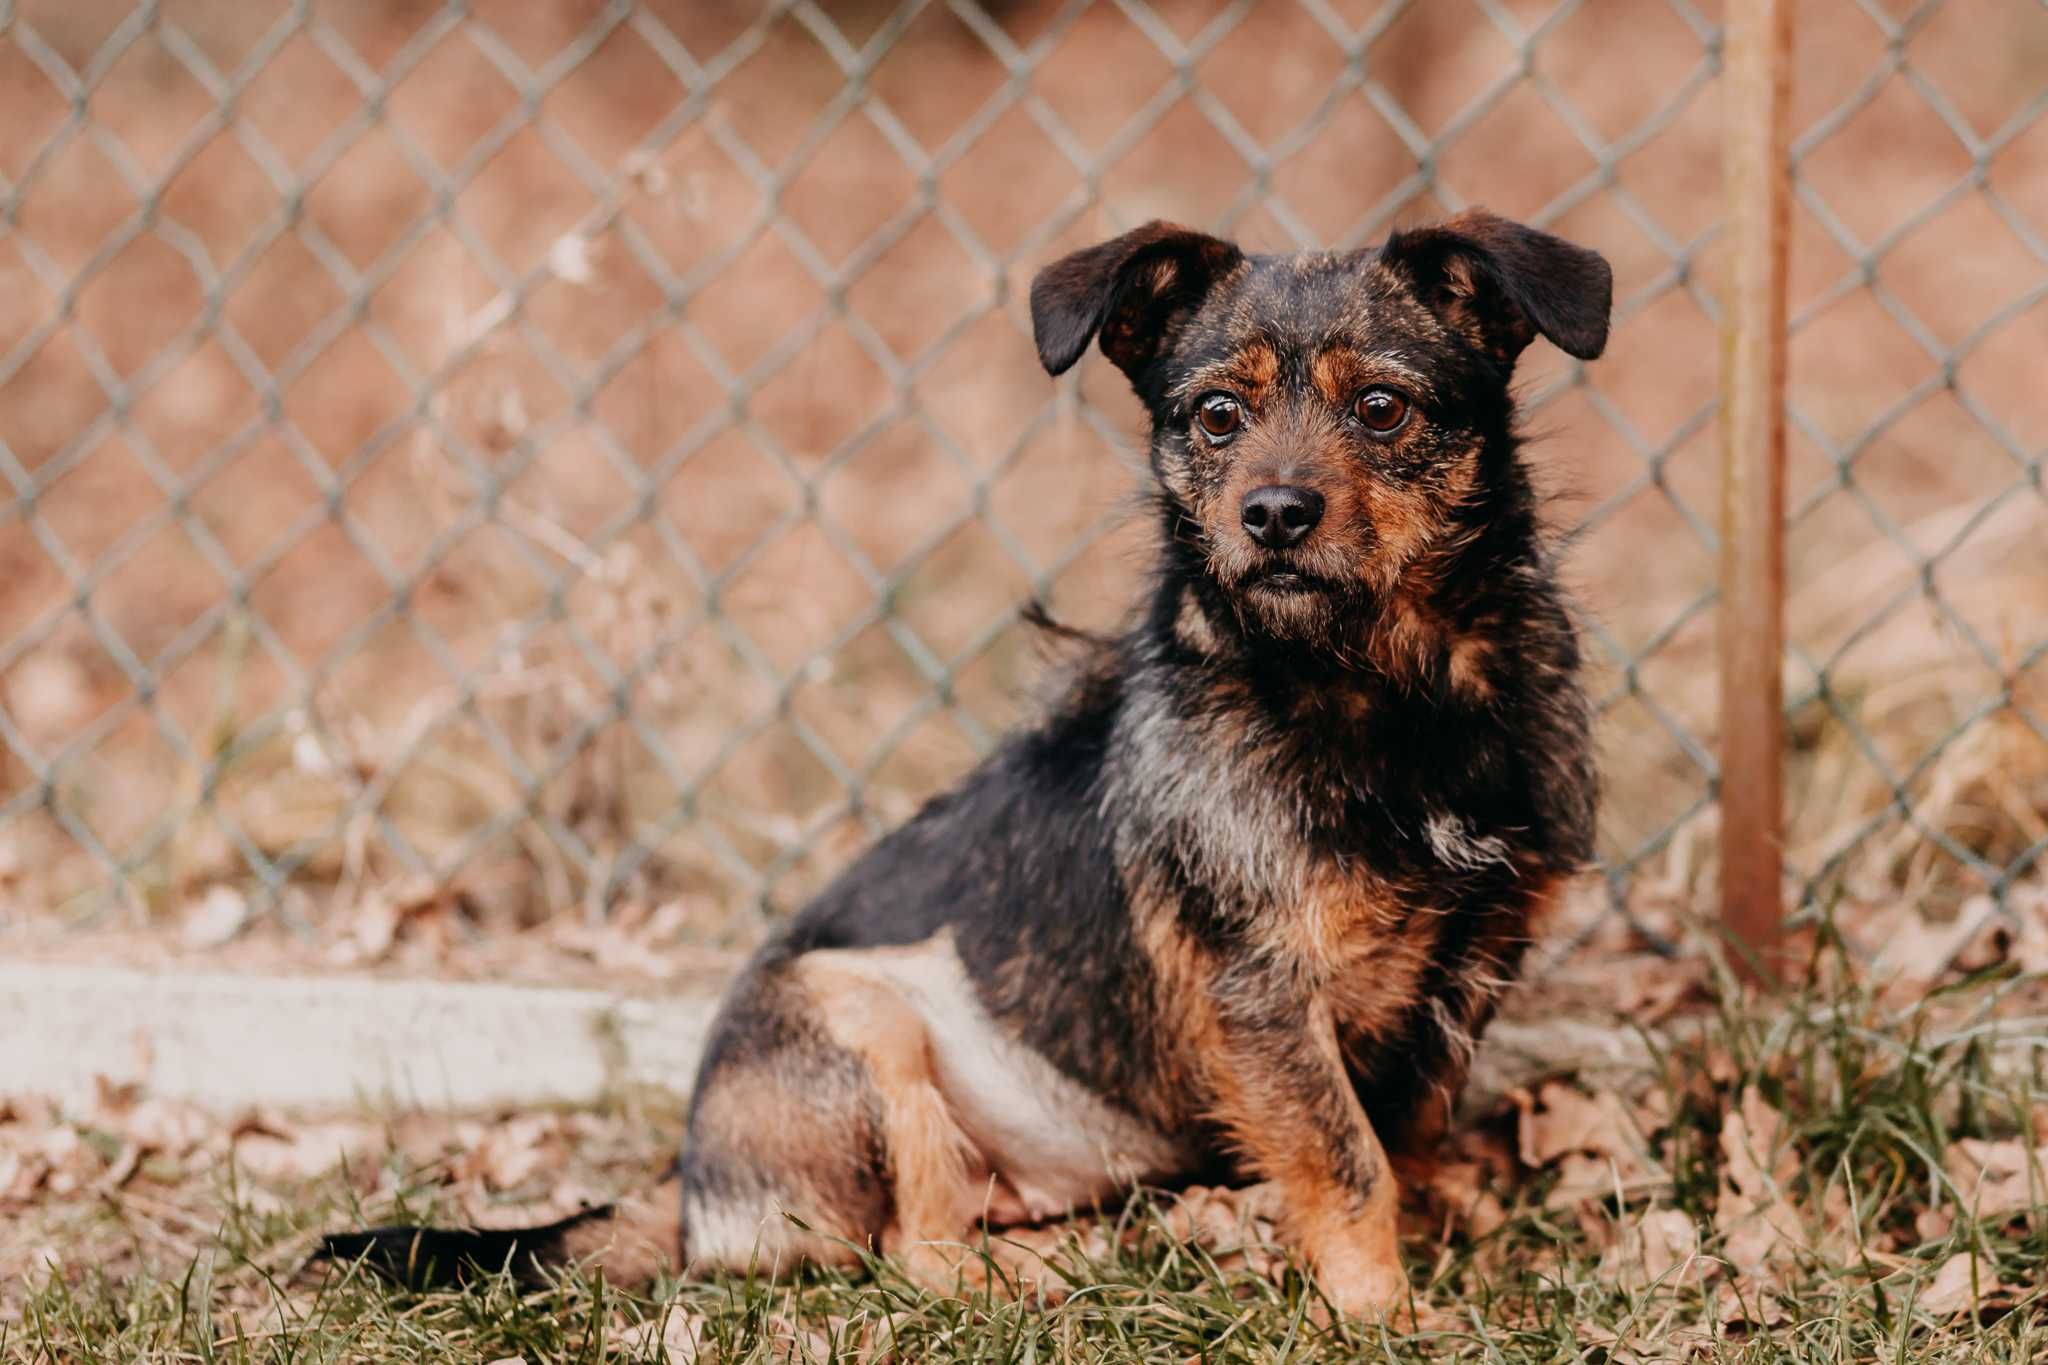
[1203,981,1405,1318]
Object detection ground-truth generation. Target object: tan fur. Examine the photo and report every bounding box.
[680,1057,872,1272]
[1307,344,1432,409]
[1448,633,1496,700]
[1199,998,1406,1317]
[1326,897,1443,1047]
[1174,339,1281,414]
[1122,862,1439,1317]
[1172,585,1224,656]
[794,935,1192,1292]
[556,1172,684,1285]
[796,956,992,1279]
[1127,880,1224,1126]
[1233,337,1280,396]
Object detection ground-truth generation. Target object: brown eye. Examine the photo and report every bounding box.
[1353,388,1410,435]
[1195,393,1242,440]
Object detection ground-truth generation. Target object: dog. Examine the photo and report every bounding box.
[321,208,1609,1318]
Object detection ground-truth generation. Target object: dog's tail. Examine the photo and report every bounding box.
[1020,597,1111,649]
[313,1163,683,1289]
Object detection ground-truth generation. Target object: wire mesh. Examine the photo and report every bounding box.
[0,0,2040,947]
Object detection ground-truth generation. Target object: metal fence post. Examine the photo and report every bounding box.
[1719,0,1795,981]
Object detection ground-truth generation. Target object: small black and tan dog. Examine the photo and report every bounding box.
[323,209,1609,1317]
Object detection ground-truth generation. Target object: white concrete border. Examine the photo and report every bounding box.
[0,964,717,1110]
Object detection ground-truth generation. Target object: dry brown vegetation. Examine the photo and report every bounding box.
[0,0,2041,951]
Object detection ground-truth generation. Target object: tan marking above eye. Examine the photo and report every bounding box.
[1309,349,1355,407]
[1236,340,1279,388]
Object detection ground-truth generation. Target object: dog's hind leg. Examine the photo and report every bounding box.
[678,955,1007,1294]
[793,957,1018,1295]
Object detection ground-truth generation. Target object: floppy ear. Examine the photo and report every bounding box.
[1029,222,1244,390]
[1382,209,1611,363]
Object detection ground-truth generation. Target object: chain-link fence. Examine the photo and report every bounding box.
[0,0,2041,950]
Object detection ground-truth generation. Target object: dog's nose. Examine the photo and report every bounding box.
[1240,485,1323,549]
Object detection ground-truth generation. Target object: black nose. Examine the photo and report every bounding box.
[1239,485,1324,549]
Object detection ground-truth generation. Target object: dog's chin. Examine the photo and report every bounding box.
[1227,569,1356,642]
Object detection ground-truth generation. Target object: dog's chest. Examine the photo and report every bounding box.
[1109,682,1312,907]
[1283,870,1445,1038]
[1115,672,1521,909]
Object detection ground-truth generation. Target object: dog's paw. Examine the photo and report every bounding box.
[1313,1259,1410,1322]
[1296,1216,1411,1324]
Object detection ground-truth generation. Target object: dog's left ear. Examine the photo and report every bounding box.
[1030,222,1244,392]
[1382,210,1611,363]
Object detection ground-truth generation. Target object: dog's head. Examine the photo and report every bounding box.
[1030,212,1610,643]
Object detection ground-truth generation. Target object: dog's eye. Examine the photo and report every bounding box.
[1195,393,1242,440]
[1352,388,1410,436]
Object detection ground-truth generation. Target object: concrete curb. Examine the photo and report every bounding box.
[0,964,718,1110]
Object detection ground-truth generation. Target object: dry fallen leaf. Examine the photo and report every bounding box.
[1944,1137,2048,1218]
[1151,1183,1282,1277]
[99,1142,145,1190]
[116,1098,213,1160]
[1913,1205,1954,1244]
[1917,1251,2023,1316]
[231,1113,381,1182]
[455,1113,563,1194]
[332,879,461,966]
[1865,898,1999,988]
[548,921,682,981]
[1599,1207,1705,1290]
[609,1309,709,1361]
[2006,884,2048,974]
[37,1127,103,1198]
[1611,957,1707,1026]
[0,1146,41,1203]
[1427,1159,1507,1239]
[1517,1082,1618,1165]
[1717,1285,1790,1331]
[2011,913,2048,976]
[1716,1087,1805,1276]
[1514,1081,1666,1208]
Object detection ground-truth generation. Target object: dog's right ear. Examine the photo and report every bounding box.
[1381,210,1611,364]
[1030,222,1243,388]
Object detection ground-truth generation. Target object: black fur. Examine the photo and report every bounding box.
[313,1206,611,1288]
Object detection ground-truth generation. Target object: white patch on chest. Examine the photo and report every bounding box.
[1425,811,1513,871]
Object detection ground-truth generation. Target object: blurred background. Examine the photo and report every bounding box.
[0,0,2041,966]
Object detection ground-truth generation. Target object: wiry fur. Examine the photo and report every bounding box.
[320,209,1610,1319]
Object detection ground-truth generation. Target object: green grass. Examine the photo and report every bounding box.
[6,951,2047,1363]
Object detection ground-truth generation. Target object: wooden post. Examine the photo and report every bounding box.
[1719,0,1794,982]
